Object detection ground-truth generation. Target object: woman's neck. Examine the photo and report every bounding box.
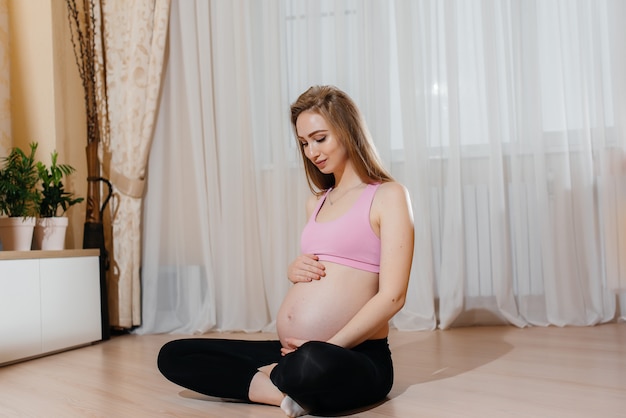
[333,164,362,190]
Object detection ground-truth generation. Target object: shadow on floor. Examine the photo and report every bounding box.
[388,325,515,398]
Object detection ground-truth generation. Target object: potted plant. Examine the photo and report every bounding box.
[0,142,40,251]
[33,150,84,250]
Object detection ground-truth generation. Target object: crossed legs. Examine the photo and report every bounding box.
[157,337,393,416]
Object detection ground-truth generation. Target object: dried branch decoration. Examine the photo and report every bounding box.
[65,0,110,226]
[65,0,100,146]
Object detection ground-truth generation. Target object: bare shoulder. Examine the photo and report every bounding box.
[370,181,413,222]
[377,181,409,196]
[375,182,412,207]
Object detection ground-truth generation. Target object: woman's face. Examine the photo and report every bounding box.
[296,110,348,174]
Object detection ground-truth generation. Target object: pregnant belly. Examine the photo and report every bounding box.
[276,262,378,347]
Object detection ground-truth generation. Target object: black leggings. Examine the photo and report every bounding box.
[157,337,393,414]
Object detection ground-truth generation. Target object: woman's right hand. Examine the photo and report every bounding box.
[287,254,326,283]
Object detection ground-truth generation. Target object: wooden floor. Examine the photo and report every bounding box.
[0,324,624,417]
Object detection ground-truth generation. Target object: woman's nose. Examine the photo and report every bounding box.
[307,142,320,158]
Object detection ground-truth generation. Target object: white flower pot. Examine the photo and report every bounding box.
[33,217,69,251]
[0,217,36,251]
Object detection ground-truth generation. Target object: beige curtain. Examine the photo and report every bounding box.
[0,0,11,158]
[100,0,171,329]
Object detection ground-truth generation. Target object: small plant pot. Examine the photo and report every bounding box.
[0,217,36,251]
[33,217,69,251]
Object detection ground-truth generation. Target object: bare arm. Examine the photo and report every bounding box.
[326,182,414,348]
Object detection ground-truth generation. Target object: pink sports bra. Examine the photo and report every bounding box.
[300,183,382,273]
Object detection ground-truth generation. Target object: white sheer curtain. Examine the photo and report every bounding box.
[137,0,298,334]
[136,0,626,335]
[393,0,625,328]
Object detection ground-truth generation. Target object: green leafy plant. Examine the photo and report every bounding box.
[0,142,40,218]
[36,150,84,218]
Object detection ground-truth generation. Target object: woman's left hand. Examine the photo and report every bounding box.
[281,337,308,355]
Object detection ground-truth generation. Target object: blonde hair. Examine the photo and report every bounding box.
[290,85,393,195]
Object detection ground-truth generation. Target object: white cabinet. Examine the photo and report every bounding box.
[0,250,101,365]
[0,260,41,362]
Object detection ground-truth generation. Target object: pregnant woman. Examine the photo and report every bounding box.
[157,85,415,417]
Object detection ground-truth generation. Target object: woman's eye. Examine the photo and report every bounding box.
[315,136,326,143]
[300,142,308,148]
